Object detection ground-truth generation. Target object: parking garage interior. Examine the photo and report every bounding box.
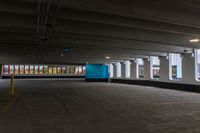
[1,0,200,133]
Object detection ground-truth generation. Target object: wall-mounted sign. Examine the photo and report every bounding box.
[64,48,69,53]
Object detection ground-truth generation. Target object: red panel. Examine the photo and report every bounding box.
[18,65,20,74]
[24,65,25,74]
[38,65,39,74]
[13,65,15,74]
[33,65,35,74]
[2,65,4,75]
[43,65,44,74]
[28,65,30,74]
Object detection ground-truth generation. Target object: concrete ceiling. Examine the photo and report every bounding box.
[1,0,200,64]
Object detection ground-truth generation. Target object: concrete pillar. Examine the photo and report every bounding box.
[130,60,137,79]
[125,61,131,78]
[113,63,117,78]
[160,56,170,82]
[0,64,2,79]
[108,64,114,78]
[121,62,125,79]
[143,58,151,80]
[182,53,196,84]
[116,62,121,78]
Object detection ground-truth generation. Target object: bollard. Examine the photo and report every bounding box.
[10,74,15,97]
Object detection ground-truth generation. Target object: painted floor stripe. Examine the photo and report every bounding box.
[1,95,18,113]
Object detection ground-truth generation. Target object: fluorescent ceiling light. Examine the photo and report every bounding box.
[190,38,200,43]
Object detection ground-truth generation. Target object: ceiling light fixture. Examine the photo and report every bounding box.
[190,36,200,43]
[105,56,110,59]
[190,38,199,43]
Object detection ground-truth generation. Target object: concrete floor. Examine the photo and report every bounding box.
[1,79,200,133]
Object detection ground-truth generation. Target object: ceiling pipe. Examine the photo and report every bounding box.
[36,0,41,38]
[47,0,63,39]
[42,0,51,39]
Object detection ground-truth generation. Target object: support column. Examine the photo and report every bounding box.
[160,56,170,82]
[112,63,116,78]
[108,64,114,78]
[115,62,121,78]
[143,58,151,80]
[121,62,125,79]
[182,53,196,84]
[0,64,2,79]
[130,60,137,79]
[125,61,131,78]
